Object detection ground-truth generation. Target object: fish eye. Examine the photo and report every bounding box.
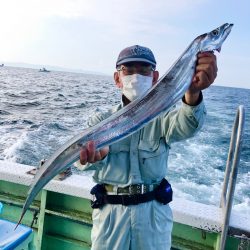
[212,29,219,36]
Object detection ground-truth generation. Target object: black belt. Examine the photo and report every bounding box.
[104,183,159,195]
[90,179,173,208]
[103,191,156,206]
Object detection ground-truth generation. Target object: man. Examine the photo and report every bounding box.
[78,45,217,250]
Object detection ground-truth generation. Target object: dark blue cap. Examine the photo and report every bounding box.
[116,45,156,68]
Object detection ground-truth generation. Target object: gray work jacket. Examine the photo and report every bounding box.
[81,98,206,186]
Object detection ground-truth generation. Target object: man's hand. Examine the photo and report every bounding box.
[80,141,109,165]
[185,52,218,105]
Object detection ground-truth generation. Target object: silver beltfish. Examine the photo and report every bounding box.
[16,23,233,228]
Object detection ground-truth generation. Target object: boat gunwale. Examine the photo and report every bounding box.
[0,160,249,239]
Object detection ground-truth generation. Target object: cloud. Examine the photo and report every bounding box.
[0,0,209,69]
[0,0,207,34]
[0,0,206,57]
[0,0,206,18]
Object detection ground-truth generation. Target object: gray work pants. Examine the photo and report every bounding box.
[91,200,173,250]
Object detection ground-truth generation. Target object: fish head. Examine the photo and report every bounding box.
[196,23,233,53]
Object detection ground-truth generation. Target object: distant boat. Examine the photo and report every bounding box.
[0,64,4,67]
[39,67,50,72]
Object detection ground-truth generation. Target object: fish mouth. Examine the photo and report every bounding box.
[224,23,234,34]
[222,23,234,39]
[216,23,234,52]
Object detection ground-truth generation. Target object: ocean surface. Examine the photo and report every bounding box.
[0,66,249,215]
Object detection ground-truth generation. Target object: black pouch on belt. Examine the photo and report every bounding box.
[154,178,173,205]
[90,184,106,209]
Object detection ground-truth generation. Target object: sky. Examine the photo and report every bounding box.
[0,0,249,89]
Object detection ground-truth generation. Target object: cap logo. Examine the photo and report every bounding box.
[130,46,152,57]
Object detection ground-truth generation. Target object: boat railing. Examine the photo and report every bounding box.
[217,105,245,250]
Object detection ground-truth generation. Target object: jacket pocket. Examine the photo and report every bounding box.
[138,139,169,181]
[96,143,130,184]
[109,143,130,153]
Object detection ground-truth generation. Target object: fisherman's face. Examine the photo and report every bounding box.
[114,62,159,89]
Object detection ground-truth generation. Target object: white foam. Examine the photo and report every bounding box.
[233,197,250,216]
[3,130,29,162]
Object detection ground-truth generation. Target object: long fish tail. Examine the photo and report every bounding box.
[14,210,25,230]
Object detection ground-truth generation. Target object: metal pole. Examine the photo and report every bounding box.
[219,105,245,250]
[219,116,237,208]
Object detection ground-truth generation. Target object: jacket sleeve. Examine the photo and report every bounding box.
[162,94,207,145]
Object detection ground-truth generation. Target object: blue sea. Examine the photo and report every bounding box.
[0,66,249,215]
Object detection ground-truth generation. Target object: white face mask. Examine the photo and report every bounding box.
[121,74,153,101]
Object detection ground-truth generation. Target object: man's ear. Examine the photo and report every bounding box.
[152,71,159,85]
[114,72,123,88]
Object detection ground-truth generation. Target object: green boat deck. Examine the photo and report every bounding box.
[0,161,249,250]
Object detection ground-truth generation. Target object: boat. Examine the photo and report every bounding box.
[0,106,249,250]
[39,68,50,73]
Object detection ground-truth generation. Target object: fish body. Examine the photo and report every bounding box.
[16,23,233,227]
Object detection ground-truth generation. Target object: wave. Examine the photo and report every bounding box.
[12,101,41,107]
[0,110,11,115]
[63,102,87,109]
